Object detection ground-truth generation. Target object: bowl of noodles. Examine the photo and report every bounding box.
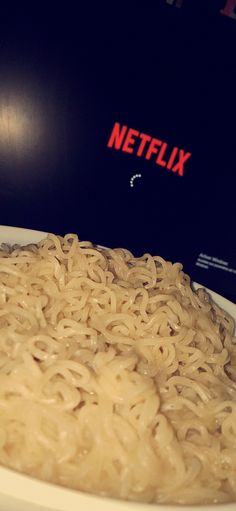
[0,225,235,511]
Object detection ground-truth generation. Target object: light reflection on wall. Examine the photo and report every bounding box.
[0,94,44,162]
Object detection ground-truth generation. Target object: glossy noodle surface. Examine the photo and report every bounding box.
[0,234,235,505]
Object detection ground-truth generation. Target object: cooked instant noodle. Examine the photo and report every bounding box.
[0,233,235,505]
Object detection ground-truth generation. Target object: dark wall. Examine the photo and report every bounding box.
[0,2,235,301]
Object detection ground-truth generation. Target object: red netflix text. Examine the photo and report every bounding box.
[107,122,192,177]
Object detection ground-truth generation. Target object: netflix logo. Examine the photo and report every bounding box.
[107,122,192,177]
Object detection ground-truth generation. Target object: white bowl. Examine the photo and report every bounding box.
[0,225,235,511]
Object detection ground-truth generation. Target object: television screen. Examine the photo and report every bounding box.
[0,2,235,302]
